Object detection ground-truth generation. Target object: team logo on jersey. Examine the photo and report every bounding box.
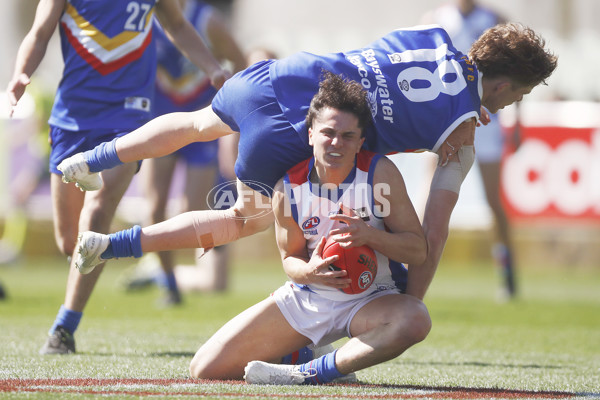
[302,216,320,235]
[367,90,378,118]
[388,53,402,64]
[398,79,410,92]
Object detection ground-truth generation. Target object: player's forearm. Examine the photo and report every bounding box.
[115,112,200,163]
[367,227,427,266]
[165,20,225,86]
[405,189,458,300]
[405,227,447,300]
[281,256,312,285]
[11,36,48,82]
[11,0,62,85]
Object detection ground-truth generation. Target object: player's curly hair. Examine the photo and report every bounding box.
[306,71,372,136]
[469,23,558,87]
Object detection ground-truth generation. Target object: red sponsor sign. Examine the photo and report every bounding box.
[500,102,600,221]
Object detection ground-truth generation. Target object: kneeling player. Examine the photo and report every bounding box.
[188,73,429,384]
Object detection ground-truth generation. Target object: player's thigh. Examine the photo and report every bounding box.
[349,293,429,338]
[78,162,138,232]
[192,106,238,142]
[190,296,309,379]
[51,173,85,255]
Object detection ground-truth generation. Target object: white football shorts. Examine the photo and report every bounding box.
[474,113,504,163]
[272,281,401,346]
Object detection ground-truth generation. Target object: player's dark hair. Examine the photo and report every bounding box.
[306,71,372,137]
[469,23,557,87]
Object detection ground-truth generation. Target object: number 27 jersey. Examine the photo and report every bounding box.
[270,25,482,154]
[50,0,158,131]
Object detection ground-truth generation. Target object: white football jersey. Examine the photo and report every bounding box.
[282,150,407,301]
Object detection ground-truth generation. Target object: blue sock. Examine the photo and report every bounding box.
[281,346,313,365]
[50,305,82,335]
[156,271,178,293]
[101,225,143,259]
[84,137,123,172]
[298,349,343,385]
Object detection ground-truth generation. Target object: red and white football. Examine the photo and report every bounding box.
[322,237,378,294]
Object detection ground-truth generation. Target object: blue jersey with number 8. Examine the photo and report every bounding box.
[270,25,481,154]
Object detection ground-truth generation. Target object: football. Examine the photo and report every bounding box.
[322,237,378,294]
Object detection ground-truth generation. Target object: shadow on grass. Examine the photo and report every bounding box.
[80,351,196,358]
[404,360,565,369]
[148,351,196,357]
[354,382,580,399]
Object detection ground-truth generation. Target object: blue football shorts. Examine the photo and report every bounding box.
[49,126,133,174]
[211,60,313,196]
[175,140,218,166]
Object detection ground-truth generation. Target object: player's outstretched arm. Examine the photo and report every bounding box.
[6,0,64,117]
[406,121,476,300]
[204,7,247,74]
[156,0,228,89]
[406,188,458,300]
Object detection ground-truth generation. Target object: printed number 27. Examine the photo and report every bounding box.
[125,1,151,31]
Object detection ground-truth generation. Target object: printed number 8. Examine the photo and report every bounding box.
[397,59,467,103]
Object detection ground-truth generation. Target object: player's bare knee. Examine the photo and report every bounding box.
[226,208,246,235]
[189,348,213,379]
[189,354,225,380]
[189,357,204,379]
[389,299,431,346]
[86,210,116,233]
[406,299,432,343]
[55,236,76,257]
[231,205,273,238]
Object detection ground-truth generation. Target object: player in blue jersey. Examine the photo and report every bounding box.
[6,0,228,354]
[188,72,429,384]
[424,0,518,299]
[61,23,556,309]
[123,0,246,305]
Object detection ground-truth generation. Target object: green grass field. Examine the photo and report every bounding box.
[1,251,599,399]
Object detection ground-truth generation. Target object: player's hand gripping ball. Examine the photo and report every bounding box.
[323,237,378,294]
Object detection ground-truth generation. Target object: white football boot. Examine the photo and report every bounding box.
[57,153,103,191]
[244,361,314,385]
[75,231,110,274]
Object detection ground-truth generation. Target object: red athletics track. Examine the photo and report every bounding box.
[0,378,580,399]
